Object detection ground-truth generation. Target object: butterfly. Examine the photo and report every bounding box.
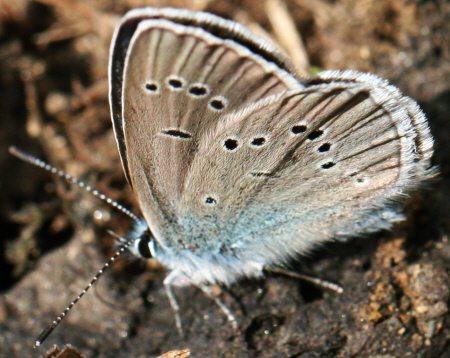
[27,7,433,345]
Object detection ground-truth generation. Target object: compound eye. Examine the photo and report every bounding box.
[137,235,152,258]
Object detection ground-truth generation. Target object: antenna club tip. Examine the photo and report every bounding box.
[35,323,57,348]
[8,146,30,161]
[8,146,19,155]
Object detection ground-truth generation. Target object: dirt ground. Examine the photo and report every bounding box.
[0,0,449,357]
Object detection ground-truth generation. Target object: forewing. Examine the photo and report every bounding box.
[110,12,302,244]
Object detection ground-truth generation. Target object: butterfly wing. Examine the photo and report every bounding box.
[109,9,303,249]
[109,9,433,280]
[180,70,433,266]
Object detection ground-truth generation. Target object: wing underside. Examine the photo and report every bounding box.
[110,13,433,268]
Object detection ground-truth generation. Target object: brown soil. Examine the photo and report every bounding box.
[0,0,449,357]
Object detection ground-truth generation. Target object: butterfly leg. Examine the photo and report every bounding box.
[196,283,238,332]
[269,267,343,293]
[163,271,184,336]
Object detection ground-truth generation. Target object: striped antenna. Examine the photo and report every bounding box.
[8,146,140,346]
[9,146,140,223]
[34,236,134,347]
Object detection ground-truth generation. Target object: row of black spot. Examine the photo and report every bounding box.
[290,125,335,168]
[202,124,337,206]
[224,137,269,150]
[222,123,336,169]
[144,76,227,111]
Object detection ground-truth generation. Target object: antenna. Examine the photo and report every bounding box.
[8,146,140,223]
[34,237,134,347]
[8,146,140,347]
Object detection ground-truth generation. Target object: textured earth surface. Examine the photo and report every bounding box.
[0,1,449,357]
